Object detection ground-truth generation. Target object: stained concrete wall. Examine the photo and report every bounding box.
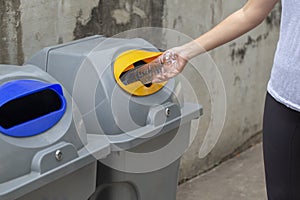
[0,0,280,182]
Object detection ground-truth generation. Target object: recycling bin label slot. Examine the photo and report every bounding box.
[0,79,66,137]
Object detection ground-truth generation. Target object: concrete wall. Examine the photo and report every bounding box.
[0,0,281,182]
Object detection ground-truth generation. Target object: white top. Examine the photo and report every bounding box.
[267,0,300,112]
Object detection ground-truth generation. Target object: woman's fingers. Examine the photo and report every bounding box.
[151,48,188,83]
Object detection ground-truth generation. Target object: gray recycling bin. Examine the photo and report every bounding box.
[27,35,203,200]
[0,64,110,200]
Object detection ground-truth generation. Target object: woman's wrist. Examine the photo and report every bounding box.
[178,41,206,60]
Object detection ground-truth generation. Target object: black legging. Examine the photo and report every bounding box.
[263,93,300,200]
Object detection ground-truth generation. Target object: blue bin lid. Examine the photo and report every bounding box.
[0,80,67,137]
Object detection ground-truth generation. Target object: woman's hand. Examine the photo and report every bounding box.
[152,47,189,83]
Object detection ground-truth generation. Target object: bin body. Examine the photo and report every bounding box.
[27,36,202,200]
[94,159,180,200]
[16,163,96,200]
[91,123,192,200]
[0,65,110,200]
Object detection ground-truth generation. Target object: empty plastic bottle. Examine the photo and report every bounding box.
[120,51,178,85]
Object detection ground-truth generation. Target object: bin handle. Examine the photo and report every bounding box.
[107,103,202,150]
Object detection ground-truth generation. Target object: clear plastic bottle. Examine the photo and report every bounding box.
[121,51,178,85]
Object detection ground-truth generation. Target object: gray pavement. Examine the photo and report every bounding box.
[177,143,267,200]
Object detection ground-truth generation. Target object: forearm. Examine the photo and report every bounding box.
[180,0,278,60]
[153,0,278,83]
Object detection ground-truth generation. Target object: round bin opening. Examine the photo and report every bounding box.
[119,60,153,88]
[114,49,166,96]
[0,89,62,129]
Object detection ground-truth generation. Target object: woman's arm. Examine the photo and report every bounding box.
[152,0,279,82]
[181,0,279,59]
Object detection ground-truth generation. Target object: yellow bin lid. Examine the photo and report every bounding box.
[114,49,166,96]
